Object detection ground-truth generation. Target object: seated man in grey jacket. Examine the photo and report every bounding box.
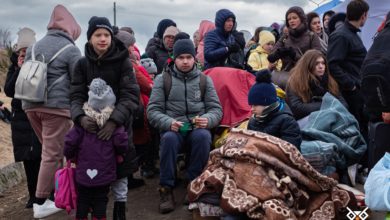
[147,39,222,214]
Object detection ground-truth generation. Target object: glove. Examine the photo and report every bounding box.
[268,50,282,63]
[80,116,98,133]
[97,120,117,141]
[286,47,296,60]
[227,43,240,53]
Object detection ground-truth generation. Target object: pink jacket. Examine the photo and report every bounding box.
[196,20,216,68]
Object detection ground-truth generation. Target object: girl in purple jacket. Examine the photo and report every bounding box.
[64,78,128,220]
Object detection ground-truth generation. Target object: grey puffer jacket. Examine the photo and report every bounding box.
[22,30,81,110]
[147,65,222,132]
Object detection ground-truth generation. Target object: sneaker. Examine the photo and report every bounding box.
[159,186,175,214]
[33,199,62,219]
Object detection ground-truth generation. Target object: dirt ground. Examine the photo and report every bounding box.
[0,175,192,220]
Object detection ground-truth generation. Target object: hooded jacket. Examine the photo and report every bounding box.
[248,46,282,71]
[196,20,216,68]
[204,9,237,69]
[70,38,140,127]
[147,64,222,132]
[22,5,82,112]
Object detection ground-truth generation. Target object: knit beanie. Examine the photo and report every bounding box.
[88,78,116,111]
[16,27,36,51]
[248,70,277,106]
[87,16,113,40]
[157,19,177,39]
[174,32,190,44]
[258,30,275,47]
[115,30,134,48]
[163,26,179,39]
[285,6,307,28]
[173,39,196,59]
[120,26,134,35]
[140,58,157,75]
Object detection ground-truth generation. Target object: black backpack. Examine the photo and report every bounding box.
[361,56,390,113]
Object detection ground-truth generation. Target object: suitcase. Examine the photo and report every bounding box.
[368,122,390,170]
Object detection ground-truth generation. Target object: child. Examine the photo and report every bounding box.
[247,30,282,71]
[247,70,301,148]
[64,78,128,220]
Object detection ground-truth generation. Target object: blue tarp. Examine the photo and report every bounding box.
[313,0,342,15]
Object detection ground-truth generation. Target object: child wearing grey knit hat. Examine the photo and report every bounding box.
[83,78,116,128]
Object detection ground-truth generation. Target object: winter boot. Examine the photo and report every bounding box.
[158,186,175,214]
[113,201,126,220]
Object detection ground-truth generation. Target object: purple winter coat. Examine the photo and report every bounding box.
[64,125,128,187]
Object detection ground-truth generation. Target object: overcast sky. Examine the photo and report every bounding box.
[1,0,321,53]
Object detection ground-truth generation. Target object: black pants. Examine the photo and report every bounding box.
[23,159,41,199]
[76,184,110,219]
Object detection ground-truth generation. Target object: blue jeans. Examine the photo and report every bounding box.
[159,129,211,187]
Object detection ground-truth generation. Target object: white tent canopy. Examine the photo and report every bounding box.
[330,0,389,49]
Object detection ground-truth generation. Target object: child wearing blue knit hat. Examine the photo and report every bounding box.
[247,69,302,148]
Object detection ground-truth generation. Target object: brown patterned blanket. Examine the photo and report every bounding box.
[188,129,356,219]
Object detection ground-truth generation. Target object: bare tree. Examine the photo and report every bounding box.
[0,28,12,49]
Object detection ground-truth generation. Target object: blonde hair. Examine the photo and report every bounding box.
[287,49,340,103]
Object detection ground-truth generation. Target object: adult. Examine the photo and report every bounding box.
[327,0,369,139]
[193,30,200,51]
[21,5,82,218]
[147,39,222,214]
[328,13,347,35]
[323,10,336,35]
[269,6,321,71]
[286,49,346,121]
[145,19,177,74]
[70,16,140,220]
[204,9,245,70]
[147,26,179,74]
[307,12,328,53]
[4,27,41,209]
[196,20,215,69]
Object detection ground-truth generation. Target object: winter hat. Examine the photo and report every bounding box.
[248,70,277,106]
[163,26,179,39]
[174,32,190,44]
[87,16,113,40]
[88,78,116,111]
[120,26,134,35]
[285,6,307,28]
[47,4,81,41]
[157,19,177,39]
[328,13,346,34]
[258,30,275,47]
[16,27,36,51]
[173,39,196,59]
[140,58,157,75]
[115,30,134,48]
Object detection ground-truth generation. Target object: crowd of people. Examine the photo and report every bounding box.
[2,0,390,219]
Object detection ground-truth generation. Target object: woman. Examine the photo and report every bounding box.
[195,20,215,69]
[307,12,328,53]
[21,5,82,219]
[70,16,140,220]
[269,6,321,71]
[4,27,42,209]
[286,49,346,121]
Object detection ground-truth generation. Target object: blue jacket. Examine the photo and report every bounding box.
[204,9,236,70]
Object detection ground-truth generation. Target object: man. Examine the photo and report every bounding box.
[327,0,369,137]
[204,9,245,70]
[147,39,222,214]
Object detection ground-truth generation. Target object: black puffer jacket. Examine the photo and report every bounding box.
[145,37,170,74]
[247,105,302,148]
[71,38,140,126]
[4,53,41,161]
[286,75,348,120]
[70,39,140,178]
[327,21,367,91]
